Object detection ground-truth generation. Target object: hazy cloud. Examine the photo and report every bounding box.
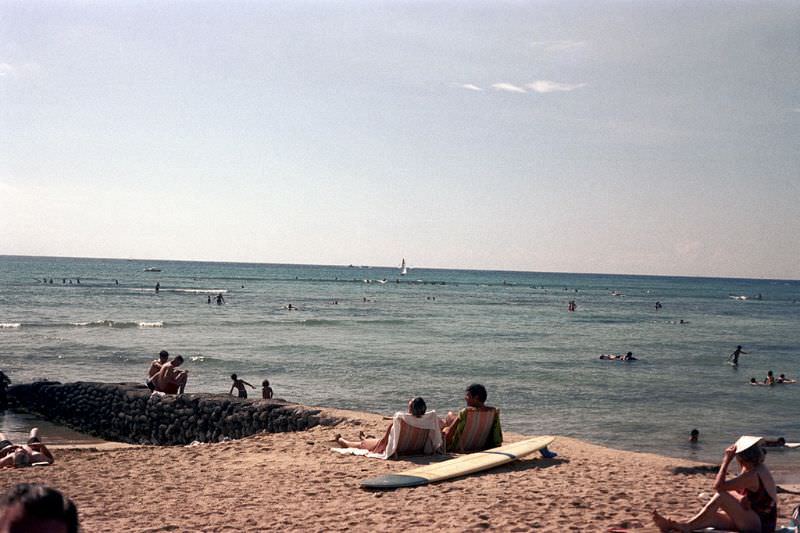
[491,83,527,94]
[459,84,483,92]
[0,61,41,79]
[530,40,586,51]
[526,80,586,93]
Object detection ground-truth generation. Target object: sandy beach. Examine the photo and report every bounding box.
[1,406,797,532]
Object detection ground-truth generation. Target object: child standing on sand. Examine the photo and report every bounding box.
[262,379,273,400]
[229,374,254,399]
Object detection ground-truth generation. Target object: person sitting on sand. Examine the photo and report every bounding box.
[440,384,501,450]
[0,483,79,533]
[652,436,777,533]
[146,350,169,391]
[229,374,254,399]
[0,429,54,468]
[151,355,188,394]
[336,397,430,453]
[262,379,273,400]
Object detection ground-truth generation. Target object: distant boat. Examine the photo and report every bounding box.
[143,267,161,272]
[400,258,408,276]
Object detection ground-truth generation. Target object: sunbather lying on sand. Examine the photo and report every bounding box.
[0,428,55,468]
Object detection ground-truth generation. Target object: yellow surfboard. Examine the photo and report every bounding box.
[361,436,556,489]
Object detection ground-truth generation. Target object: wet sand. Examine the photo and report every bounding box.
[1,407,797,532]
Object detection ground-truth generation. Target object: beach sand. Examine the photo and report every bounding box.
[2,407,797,532]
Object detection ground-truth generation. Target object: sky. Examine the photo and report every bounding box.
[1,1,798,279]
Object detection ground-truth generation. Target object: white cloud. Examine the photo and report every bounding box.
[0,62,41,79]
[526,80,587,93]
[459,84,483,92]
[793,108,800,113]
[530,40,586,51]
[491,83,527,94]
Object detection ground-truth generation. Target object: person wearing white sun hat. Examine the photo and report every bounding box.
[652,435,778,533]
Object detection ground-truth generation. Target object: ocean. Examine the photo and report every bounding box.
[1,255,798,477]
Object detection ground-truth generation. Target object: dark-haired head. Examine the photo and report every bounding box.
[736,444,765,467]
[159,350,169,360]
[0,483,79,533]
[231,374,237,381]
[408,397,426,417]
[466,383,487,403]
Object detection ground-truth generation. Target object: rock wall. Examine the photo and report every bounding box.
[8,381,336,445]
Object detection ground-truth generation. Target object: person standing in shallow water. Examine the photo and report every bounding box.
[729,345,748,366]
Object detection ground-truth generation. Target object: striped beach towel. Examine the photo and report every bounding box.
[446,407,502,453]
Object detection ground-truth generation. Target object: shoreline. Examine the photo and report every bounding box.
[1,405,797,532]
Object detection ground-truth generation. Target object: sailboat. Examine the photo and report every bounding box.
[400,258,408,276]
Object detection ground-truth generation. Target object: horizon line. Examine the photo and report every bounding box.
[1,253,798,284]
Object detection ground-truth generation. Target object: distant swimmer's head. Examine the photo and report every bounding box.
[737,345,742,350]
[750,378,757,384]
[626,352,633,357]
[173,355,184,366]
[767,370,773,377]
[408,397,427,417]
[159,350,169,361]
[690,429,699,442]
[230,373,237,381]
[465,383,487,406]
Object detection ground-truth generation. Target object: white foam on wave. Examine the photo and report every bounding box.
[138,321,164,328]
[170,289,228,294]
[0,323,21,329]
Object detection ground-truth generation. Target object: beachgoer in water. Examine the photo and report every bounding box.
[690,429,699,443]
[0,483,79,533]
[655,301,662,311]
[216,293,225,305]
[762,437,785,448]
[155,282,160,293]
[729,345,748,366]
[0,428,55,468]
[336,397,428,452]
[207,295,211,304]
[146,350,170,391]
[262,379,273,400]
[229,374,254,399]
[0,372,10,410]
[764,370,775,386]
[652,436,777,533]
[622,351,637,361]
[151,355,188,394]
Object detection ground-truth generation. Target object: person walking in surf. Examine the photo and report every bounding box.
[729,345,748,366]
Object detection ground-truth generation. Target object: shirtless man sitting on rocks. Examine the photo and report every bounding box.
[0,428,55,468]
[146,350,170,391]
[151,355,188,395]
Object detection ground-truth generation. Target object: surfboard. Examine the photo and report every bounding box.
[361,436,555,489]
[785,442,800,449]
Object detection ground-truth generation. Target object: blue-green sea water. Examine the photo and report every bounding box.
[1,256,798,475]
